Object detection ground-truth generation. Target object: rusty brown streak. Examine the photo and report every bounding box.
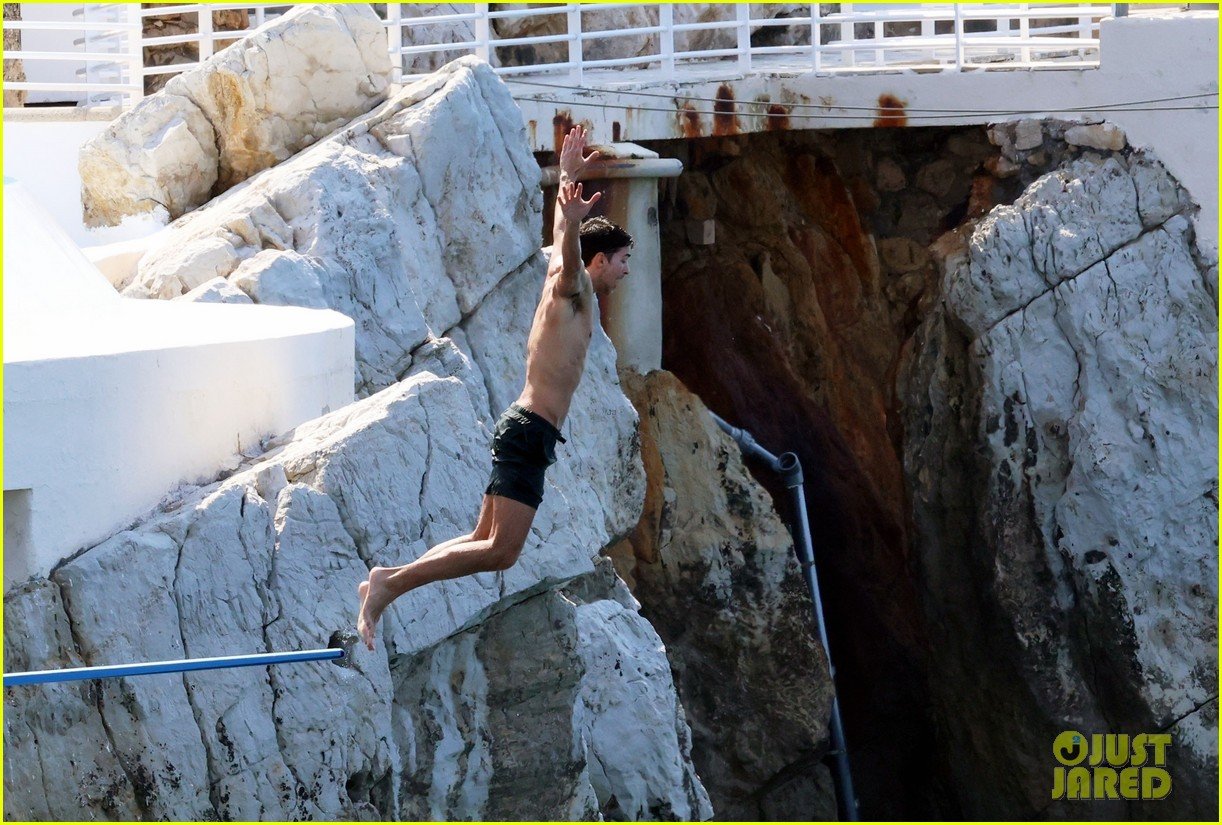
[873,93,907,128]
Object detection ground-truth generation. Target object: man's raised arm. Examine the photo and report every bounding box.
[553,181,599,294]
[550,126,601,293]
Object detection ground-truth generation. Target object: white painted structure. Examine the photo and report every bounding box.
[5,3,1118,109]
[512,10,1219,254]
[2,180,355,587]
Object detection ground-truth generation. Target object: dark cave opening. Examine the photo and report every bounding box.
[638,124,1018,819]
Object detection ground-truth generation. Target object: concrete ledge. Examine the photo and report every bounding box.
[2,180,356,587]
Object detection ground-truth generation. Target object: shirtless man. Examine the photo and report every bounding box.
[357,125,633,649]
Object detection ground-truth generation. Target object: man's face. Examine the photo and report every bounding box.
[592,248,631,293]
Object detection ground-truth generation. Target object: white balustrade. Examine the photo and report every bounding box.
[2,3,1120,111]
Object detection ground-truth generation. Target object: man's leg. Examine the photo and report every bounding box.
[357,494,536,649]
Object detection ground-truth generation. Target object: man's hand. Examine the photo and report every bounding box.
[559,124,600,182]
[558,179,600,224]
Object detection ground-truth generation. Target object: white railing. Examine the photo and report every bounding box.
[3,3,1120,110]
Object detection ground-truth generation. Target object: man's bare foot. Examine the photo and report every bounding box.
[356,567,396,651]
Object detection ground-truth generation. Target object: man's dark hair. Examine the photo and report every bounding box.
[579,216,634,266]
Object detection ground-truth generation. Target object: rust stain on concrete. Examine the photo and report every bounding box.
[552,111,574,153]
[765,103,791,131]
[873,94,907,128]
[680,104,703,138]
[612,120,622,142]
[713,84,738,136]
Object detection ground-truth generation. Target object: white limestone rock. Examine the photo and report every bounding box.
[392,590,600,821]
[52,528,217,821]
[947,153,1193,338]
[175,276,253,304]
[390,560,712,822]
[4,359,696,819]
[127,58,540,398]
[1013,118,1044,151]
[2,581,140,821]
[9,52,705,824]
[79,94,218,228]
[975,214,1216,725]
[900,151,1217,818]
[565,563,714,821]
[229,249,329,309]
[1064,122,1127,151]
[80,3,390,227]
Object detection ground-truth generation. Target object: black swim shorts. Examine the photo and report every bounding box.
[484,403,566,509]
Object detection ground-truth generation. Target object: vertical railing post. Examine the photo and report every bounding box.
[473,2,491,64]
[659,3,674,75]
[811,2,821,72]
[953,2,965,71]
[125,2,144,106]
[1019,3,1030,66]
[839,3,854,68]
[736,1,751,73]
[920,7,934,66]
[567,2,582,85]
[198,3,214,62]
[81,5,97,106]
[1078,7,1092,61]
[872,6,884,68]
[384,2,402,84]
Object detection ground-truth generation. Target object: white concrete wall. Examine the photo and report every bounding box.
[2,180,355,587]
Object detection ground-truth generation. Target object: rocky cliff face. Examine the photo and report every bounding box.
[899,151,1218,820]
[619,370,838,820]
[652,127,1002,818]
[7,38,834,821]
[4,358,703,820]
[650,124,1217,818]
[6,51,721,821]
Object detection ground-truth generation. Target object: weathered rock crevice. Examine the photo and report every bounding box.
[643,119,1216,820]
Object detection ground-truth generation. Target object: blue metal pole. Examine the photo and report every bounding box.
[3,648,345,687]
[708,411,860,821]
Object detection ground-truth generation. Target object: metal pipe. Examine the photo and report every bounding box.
[709,411,860,821]
[540,157,684,186]
[4,648,345,687]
